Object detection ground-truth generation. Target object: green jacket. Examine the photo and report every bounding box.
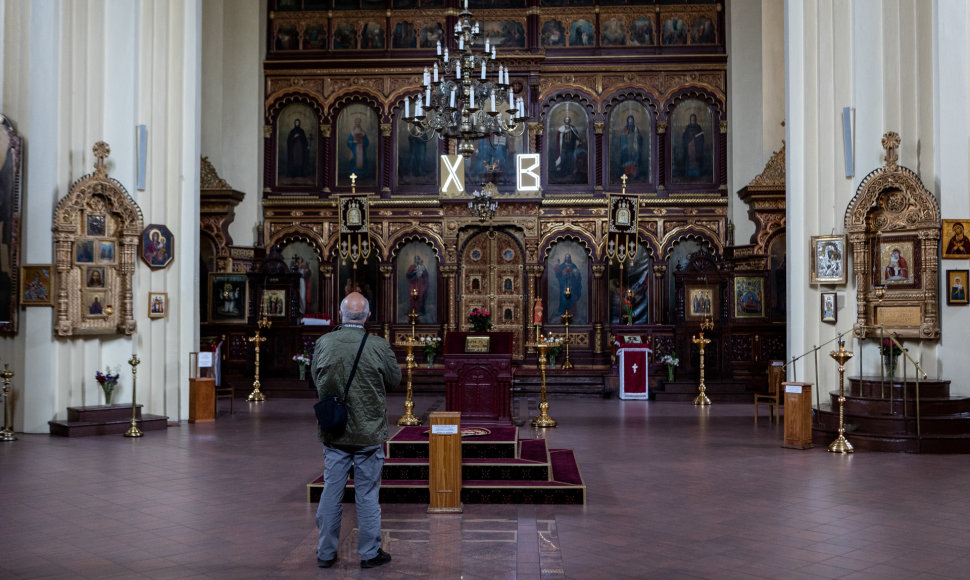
[311,326,402,447]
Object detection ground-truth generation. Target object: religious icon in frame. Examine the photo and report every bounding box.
[148,291,168,319]
[942,219,970,259]
[20,265,53,307]
[85,266,105,288]
[208,273,249,324]
[140,224,174,269]
[809,234,847,285]
[75,239,95,264]
[261,288,288,318]
[277,102,319,187]
[946,269,968,306]
[820,291,837,323]
[86,214,106,236]
[83,290,107,318]
[734,276,765,319]
[876,236,918,288]
[465,335,491,353]
[685,284,716,321]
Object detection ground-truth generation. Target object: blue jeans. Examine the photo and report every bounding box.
[316,444,385,561]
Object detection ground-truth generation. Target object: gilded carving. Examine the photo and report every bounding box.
[747,144,785,188]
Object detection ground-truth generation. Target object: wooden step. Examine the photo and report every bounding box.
[49,404,168,437]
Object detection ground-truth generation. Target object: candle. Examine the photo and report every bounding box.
[464,0,468,9]
[416,100,423,116]
[470,89,475,109]
[459,36,464,51]
[449,90,455,108]
[491,47,496,60]
[481,61,486,79]
[425,87,430,106]
[490,92,495,112]
[404,98,409,118]
[444,47,449,63]
[485,37,490,53]
[436,40,441,56]
[423,67,429,85]
[433,62,438,83]
[456,63,461,79]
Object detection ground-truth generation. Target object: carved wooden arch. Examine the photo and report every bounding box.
[455,223,527,258]
[267,225,326,261]
[602,88,661,121]
[661,86,726,123]
[388,229,445,261]
[265,88,327,125]
[329,91,385,124]
[844,132,941,339]
[52,142,143,336]
[660,227,722,261]
[538,230,596,261]
[539,89,597,121]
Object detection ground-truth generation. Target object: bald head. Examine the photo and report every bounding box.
[340,291,370,324]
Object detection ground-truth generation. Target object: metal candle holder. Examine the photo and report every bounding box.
[828,338,854,453]
[247,317,271,402]
[1,364,17,441]
[124,354,143,437]
[397,302,423,426]
[561,287,574,370]
[691,316,714,406]
[530,339,558,428]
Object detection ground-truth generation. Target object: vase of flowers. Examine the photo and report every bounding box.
[293,351,311,380]
[543,336,563,369]
[624,296,634,325]
[95,366,120,405]
[880,338,902,380]
[660,354,679,382]
[468,308,492,332]
[420,336,442,368]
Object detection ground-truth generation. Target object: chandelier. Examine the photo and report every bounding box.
[402,0,528,158]
[468,182,499,223]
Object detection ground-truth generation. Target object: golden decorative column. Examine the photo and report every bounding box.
[1,364,17,441]
[591,264,605,354]
[828,338,854,453]
[397,292,423,426]
[440,265,458,332]
[124,355,143,438]
[247,317,271,402]
[529,338,560,428]
[691,316,713,406]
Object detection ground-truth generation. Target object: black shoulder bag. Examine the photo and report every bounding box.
[314,332,368,436]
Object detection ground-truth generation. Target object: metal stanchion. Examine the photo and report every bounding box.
[692,316,713,406]
[247,317,270,402]
[397,298,423,426]
[1,364,17,441]
[827,338,854,453]
[124,355,143,438]
[530,339,558,428]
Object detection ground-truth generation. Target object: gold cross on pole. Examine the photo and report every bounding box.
[349,172,357,193]
[620,173,628,194]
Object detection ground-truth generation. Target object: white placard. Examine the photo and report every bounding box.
[785,384,802,394]
[431,424,459,435]
[516,153,541,192]
[198,352,214,368]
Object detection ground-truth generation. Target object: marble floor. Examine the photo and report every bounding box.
[3,393,970,579]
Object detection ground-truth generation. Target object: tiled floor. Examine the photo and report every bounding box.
[3,393,970,579]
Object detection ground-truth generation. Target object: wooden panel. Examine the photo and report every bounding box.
[189,378,216,423]
[782,382,814,450]
[428,411,462,513]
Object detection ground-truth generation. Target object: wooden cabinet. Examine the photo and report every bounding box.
[443,332,513,425]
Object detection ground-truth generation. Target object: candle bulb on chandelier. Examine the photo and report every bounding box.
[450,90,455,108]
[425,87,430,106]
[433,62,438,83]
[490,92,496,112]
[444,47,449,63]
[459,36,464,50]
[485,36,490,53]
[470,88,475,109]
[405,98,410,118]
[481,61,486,80]
[436,40,441,56]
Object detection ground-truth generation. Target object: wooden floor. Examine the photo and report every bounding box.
[4,394,970,579]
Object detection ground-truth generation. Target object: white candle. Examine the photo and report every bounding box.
[470,89,475,108]
[450,90,455,108]
[131,337,136,356]
[459,36,464,51]
[425,87,430,106]
[444,47,449,63]
[423,67,429,86]
[485,37,490,53]
[481,61,486,79]
[436,40,441,56]
[490,92,496,112]
[416,100,423,116]
[464,0,468,9]
[492,47,496,60]
[405,98,410,118]
[456,64,461,79]
[433,63,438,83]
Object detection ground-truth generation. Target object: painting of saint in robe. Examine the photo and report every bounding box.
[546,101,590,186]
[336,104,378,188]
[396,111,437,186]
[277,103,318,186]
[671,99,714,185]
[546,240,588,324]
[609,100,651,186]
[281,241,320,316]
[396,241,438,323]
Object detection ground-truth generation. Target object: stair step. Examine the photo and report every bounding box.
[48,415,169,437]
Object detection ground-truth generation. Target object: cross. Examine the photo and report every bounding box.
[349,172,357,193]
[248,331,267,347]
[692,332,711,351]
[621,173,628,194]
[632,363,638,374]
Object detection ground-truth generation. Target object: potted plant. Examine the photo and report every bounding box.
[420,336,442,368]
[468,308,492,332]
[660,353,679,382]
[95,366,120,405]
[879,337,903,379]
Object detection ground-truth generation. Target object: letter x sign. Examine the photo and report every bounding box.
[440,155,464,196]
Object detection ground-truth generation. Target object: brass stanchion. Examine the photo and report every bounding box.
[247,317,271,402]
[561,288,574,370]
[1,364,17,441]
[828,338,854,453]
[692,316,713,405]
[124,355,143,437]
[397,299,422,426]
[529,338,559,427]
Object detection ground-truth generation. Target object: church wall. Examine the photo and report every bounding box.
[201,0,265,248]
[0,0,202,433]
[786,0,969,395]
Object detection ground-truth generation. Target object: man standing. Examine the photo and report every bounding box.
[312,292,401,569]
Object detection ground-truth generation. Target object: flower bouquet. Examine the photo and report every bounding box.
[542,335,563,368]
[879,337,903,378]
[420,336,442,367]
[468,308,492,332]
[660,353,679,382]
[95,366,120,405]
[293,351,312,380]
[623,296,634,325]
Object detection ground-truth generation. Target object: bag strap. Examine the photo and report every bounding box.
[340,331,369,402]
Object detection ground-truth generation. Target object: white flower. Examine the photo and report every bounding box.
[660,354,679,367]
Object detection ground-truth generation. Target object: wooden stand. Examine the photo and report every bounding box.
[189,378,216,423]
[427,411,463,513]
[782,382,814,449]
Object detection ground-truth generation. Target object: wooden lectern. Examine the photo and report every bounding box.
[427,411,463,513]
[188,352,216,423]
[443,332,513,425]
[782,382,814,449]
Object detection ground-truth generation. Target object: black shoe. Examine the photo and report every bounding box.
[317,556,337,568]
[360,549,391,569]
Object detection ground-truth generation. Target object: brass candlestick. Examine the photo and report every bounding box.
[561,287,574,370]
[691,316,713,405]
[828,338,855,454]
[1,364,17,441]
[397,307,422,426]
[530,339,558,427]
[247,317,271,402]
[124,354,143,437]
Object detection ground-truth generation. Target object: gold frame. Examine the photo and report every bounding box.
[208,273,249,324]
[148,291,168,319]
[20,264,54,307]
[685,284,717,321]
[820,291,837,323]
[942,219,970,259]
[733,276,765,319]
[810,234,847,285]
[464,335,491,353]
[946,270,968,306]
